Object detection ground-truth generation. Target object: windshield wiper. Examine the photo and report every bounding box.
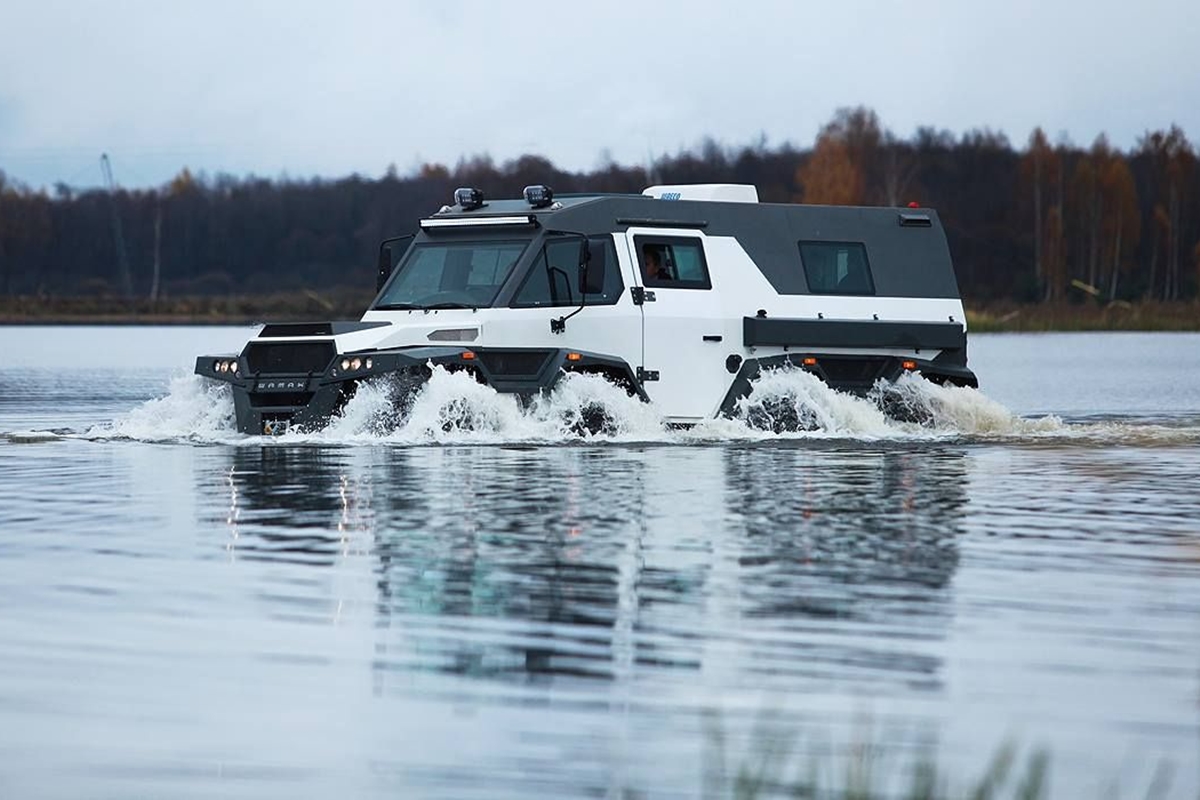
[423,302,477,310]
[374,302,422,310]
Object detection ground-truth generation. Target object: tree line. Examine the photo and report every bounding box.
[0,107,1196,304]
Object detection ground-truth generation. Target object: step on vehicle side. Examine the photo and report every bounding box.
[196,183,978,435]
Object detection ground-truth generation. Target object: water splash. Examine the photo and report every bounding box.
[87,374,239,443]
[526,371,667,440]
[730,367,895,436]
[307,367,666,443]
[869,372,1064,437]
[74,364,1200,446]
[321,367,531,442]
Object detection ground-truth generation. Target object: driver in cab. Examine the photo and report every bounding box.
[642,245,671,283]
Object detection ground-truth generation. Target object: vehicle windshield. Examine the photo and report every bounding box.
[374,240,528,309]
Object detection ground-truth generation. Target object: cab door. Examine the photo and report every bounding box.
[623,229,729,422]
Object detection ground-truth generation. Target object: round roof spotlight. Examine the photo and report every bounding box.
[350,358,362,371]
[523,184,554,209]
[454,187,485,210]
[340,358,351,371]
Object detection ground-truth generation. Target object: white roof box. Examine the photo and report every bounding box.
[642,184,759,203]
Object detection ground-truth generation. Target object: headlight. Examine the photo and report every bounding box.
[335,356,372,372]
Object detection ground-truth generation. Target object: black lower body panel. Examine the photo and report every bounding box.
[196,345,644,435]
[718,352,978,419]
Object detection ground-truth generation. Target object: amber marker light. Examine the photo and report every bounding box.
[802,357,818,366]
[902,360,917,370]
[461,351,476,360]
[566,352,582,361]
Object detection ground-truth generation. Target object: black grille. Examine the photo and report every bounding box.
[819,357,887,385]
[249,392,315,408]
[478,350,553,378]
[245,342,336,374]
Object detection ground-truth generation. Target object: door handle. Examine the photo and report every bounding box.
[702,335,723,342]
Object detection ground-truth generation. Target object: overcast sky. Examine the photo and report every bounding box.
[1,0,1197,191]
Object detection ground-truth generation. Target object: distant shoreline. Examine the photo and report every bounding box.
[966,300,1200,332]
[1,296,1197,332]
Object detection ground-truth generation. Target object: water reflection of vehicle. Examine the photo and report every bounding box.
[214,446,374,566]
[724,445,967,600]
[205,444,968,692]
[360,445,970,693]
[195,183,977,434]
[715,445,969,691]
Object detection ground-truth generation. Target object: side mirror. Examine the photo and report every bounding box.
[579,240,606,295]
[375,234,415,293]
[376,245,394,293]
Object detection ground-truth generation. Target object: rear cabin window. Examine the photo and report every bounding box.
[798,241,875,295]
[512,238,624,307]
[635,236,711,289]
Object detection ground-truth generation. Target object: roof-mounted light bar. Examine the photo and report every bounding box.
[454,187,485,210]
[420,215,538,229]
[523,184,553,208]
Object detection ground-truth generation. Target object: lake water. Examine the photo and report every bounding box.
[1,326,1199,798]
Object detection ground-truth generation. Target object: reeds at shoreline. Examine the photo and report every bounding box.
[692,711,1178,800]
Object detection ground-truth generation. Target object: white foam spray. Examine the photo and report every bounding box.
[77,364,1200,446]
[87,374,240,443]
[299,367,668,444]
[728,367,896,437]
[871,372,1063,437]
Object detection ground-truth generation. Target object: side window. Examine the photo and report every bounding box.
[512,238,624,307]
[635,236,711,289]
[798,241,875,295]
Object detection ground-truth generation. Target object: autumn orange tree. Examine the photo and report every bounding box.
[796,106,889,205]
[798,136,861,206]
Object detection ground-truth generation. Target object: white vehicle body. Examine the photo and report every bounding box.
[197,184,976,434]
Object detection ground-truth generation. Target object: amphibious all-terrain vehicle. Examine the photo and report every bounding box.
[196,183,977,434]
